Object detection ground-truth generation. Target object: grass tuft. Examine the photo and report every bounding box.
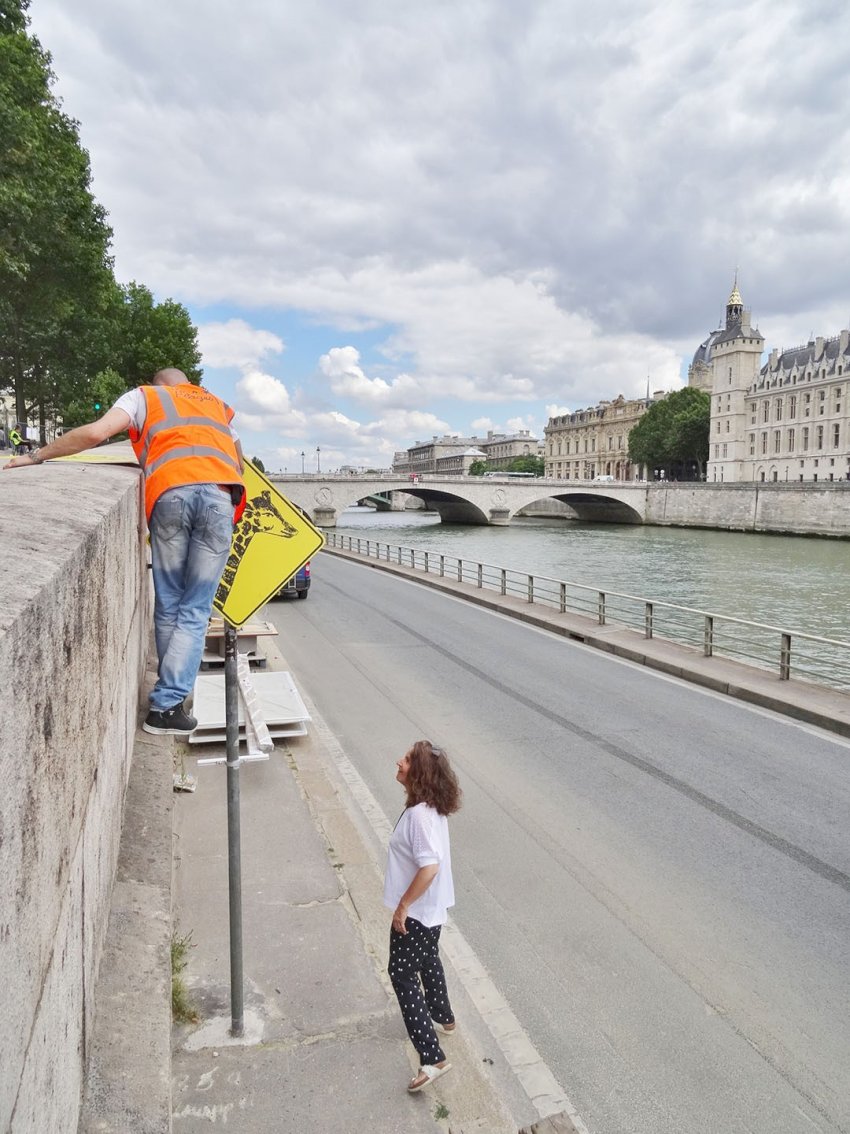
[171,929,199,1024]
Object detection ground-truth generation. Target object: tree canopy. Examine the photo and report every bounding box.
[508,454,545,476]
[628,387,710,479]
[0,1,202,440]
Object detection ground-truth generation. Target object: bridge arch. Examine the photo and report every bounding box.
[270,475,646,527]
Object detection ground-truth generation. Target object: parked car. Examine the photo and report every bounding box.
[593,474,615,482]
[273,561,311,600]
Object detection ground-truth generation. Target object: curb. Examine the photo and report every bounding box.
[79,692,175,1134]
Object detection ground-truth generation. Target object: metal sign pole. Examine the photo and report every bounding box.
[224,623,244,1037]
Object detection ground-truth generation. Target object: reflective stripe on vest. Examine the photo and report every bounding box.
[130,385,244,519]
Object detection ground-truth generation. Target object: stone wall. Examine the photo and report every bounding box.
[644,482,850,537]
[0,461,150,1134]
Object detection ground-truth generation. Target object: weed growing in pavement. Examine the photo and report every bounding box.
[434,1102,449,1121]
[171,929,199,1024]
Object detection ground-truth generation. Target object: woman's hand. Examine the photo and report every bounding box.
[392,903,409,934]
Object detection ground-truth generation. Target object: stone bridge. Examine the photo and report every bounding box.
[269,473,648,527]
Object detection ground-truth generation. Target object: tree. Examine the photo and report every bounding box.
[113,282,203,388]
[0,0,116,436]
[628,387,710,479]
[252,455,266,473]
[507,455,545,476]
[469,459,487,476]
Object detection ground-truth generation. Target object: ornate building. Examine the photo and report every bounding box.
[694,282,850,483]
[544,393,658,481]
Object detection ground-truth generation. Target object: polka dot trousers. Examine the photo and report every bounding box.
[388,917,454,1065]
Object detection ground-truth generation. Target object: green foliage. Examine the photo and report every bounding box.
[252,455,266,472]
[0,6,202,437]
[61,367,127,430]
[0,0,115,428]
[628,387,710,478]
[171,929,199,1024]
[113,282,203,388]
[468,459,487,476]
[507,455,545,476]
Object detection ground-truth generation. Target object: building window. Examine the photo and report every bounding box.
[833,423,840,448]
[775,399,782,421]
[714,444,720,457]
[748,433,755,456]
[722,443,728,457]
[802,427,809,451]
[816,425,824,449]
[762,401,769,423]
[788,428,795,452]
[790,395,797,417]
[761,432,767,454]
[774,430,781,454]
[725,419,730,432]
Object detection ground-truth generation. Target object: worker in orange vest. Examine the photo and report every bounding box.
[4,368,245,736]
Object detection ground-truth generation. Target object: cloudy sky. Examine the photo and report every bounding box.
[28,0,850,471]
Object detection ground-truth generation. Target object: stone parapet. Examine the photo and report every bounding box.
[0,460,149,1134]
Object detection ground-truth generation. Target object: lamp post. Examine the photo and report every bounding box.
[316,446,321,474]
[300,450,305,474]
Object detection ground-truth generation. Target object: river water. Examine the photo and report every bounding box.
[335,507,850,645]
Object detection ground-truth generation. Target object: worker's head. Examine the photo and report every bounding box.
[152,368,188,387]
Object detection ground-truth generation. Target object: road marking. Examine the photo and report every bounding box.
[306,695,590,1132]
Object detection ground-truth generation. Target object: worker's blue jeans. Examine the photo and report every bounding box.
[148,484,234,711]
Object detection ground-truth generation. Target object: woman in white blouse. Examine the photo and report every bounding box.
[384,739,462,1093]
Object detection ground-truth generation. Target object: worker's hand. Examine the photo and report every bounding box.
[3,455,36,470]
[392,904,409,934]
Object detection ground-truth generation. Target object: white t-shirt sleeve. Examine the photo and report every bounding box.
[111,388,146,432]
[408,805,442,867]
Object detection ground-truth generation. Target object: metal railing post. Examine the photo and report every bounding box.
[439,554,445,578]
[477,563,483,588]
[457,559,463,582]
[598,592,606,625]
[780,633,791,680]
[559,582,567,613]
[704,615,714,657]
[645,602,653,639]
[528,575,534,603]
[501,569,507,596]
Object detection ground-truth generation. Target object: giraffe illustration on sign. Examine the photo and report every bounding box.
[215,489,298,607]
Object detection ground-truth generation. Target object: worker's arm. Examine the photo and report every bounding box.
[234,437,245,474]
[3,407,132,470]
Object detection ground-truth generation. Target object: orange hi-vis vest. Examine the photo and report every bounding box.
[129,384,246,521]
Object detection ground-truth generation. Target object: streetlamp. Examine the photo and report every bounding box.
[316,446,321,474]
[300,450,305,474]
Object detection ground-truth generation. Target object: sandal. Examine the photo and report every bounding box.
[407,1062,452,1093]
[434,1020,456,1035]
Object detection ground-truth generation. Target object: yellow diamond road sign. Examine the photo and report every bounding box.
[213,460,324,627]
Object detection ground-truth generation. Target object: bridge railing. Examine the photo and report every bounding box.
[326,534,850,692]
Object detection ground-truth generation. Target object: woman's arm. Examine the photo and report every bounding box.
[392,864,439,934]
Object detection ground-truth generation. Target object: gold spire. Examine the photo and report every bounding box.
[728,270,743,307]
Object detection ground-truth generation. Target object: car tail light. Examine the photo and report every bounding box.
[303,562,310,578]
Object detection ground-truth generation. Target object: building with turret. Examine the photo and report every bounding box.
[694,281,850,483]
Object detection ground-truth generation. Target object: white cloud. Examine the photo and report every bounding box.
[198,319,284,371]
[319,346,420,407]
[25,0,850,466]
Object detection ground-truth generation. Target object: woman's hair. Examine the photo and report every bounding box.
[404,740,462,816]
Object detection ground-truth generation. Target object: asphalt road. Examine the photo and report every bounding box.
[268,553,850,1134]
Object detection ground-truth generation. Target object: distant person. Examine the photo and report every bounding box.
[9,424,34,455]
[384,740,461,1092]
[4,368,245,736]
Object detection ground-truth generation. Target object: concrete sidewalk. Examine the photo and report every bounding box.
[169,649,520,1134]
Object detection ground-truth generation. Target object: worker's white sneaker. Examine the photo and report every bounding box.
[143,704,197,735]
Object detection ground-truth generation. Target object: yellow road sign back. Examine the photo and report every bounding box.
[214,461,324,627]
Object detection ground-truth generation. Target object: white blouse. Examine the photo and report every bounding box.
[383,802,455,928]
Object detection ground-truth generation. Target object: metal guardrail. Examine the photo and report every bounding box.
[326,533,850,693]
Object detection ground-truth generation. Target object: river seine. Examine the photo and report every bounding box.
[335,507,850,645]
